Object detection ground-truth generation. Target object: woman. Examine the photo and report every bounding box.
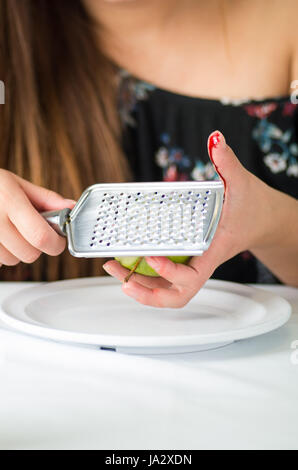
[0,0,297,308]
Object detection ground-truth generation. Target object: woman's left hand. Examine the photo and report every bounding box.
[102,130,280,307]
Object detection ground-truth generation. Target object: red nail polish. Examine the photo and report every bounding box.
[208,132,221,163]
[208,132,226,190]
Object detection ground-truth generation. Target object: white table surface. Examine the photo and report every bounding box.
[0,281,297,450]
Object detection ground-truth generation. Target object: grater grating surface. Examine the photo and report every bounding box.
[62,181,224,257]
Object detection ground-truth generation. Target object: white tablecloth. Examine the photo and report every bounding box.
[0,281,297,450]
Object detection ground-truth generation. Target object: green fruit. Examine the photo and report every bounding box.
[115,256,190,277]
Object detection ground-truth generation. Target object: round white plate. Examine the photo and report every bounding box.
[0,277,291,354]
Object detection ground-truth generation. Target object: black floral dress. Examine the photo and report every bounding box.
[117,70,298,284]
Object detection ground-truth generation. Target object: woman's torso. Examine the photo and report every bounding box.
[118,71,298,283]
[104,0,298,284]
[3,0,297,283]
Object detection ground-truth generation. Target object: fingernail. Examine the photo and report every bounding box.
[102,263,112,274]
[208,131,226,159]
[146,256,161,270]
[208,132,227,191]
[64,199,77,205]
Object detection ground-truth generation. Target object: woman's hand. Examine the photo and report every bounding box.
[103,131,298,307]
[0,169,76,267]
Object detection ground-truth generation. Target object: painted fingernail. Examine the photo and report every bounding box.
[208,131,226,156]
[208,131,227,189]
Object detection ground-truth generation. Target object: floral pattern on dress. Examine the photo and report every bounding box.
[244,102,298,177]
[117,69,155,126]
[118,68,298,180]
[155,133,219,181]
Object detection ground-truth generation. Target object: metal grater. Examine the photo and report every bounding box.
[42,181,224,257]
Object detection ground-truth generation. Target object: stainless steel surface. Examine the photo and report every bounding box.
[62,181,224,258]
[41,209,71,237]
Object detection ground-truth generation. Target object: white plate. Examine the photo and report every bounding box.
[0,277,291,354]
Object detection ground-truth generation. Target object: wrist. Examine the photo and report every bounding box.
[249,177,294,252]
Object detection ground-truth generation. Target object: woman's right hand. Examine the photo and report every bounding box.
[0,169,76,267]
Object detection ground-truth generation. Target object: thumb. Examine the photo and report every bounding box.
[207,131,245,188]
[15,175,77,211]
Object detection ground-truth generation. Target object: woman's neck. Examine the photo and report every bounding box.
[85,0,181,38]
[83,0,291,100]
[84,0,192,65]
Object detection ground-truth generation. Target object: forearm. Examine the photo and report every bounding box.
[250,187,298,287]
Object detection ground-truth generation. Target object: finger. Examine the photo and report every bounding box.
[0,243,20,266]
[5,187,67,256]
[188,230,236,291]
[103,260,172,289]
[145,256,199,288]
[0,215,41,263]
[122,280,189,308]
[207,130,246,191]
[15,174,77,211]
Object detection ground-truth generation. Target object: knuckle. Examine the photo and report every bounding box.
[0,168,10,180]
[151,289,166,308]
[43,187,65,207]
[0,171,14,204]
[157,260,170,278]
[0,244,20,266]
[33,226,65,254]
[51,237,66,255]
[32,228,51,250]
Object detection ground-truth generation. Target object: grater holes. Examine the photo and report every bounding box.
[90,186,211,249]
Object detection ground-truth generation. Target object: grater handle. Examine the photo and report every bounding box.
[41,208,71,236]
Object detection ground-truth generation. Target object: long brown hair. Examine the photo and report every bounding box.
[0,0,132,281]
